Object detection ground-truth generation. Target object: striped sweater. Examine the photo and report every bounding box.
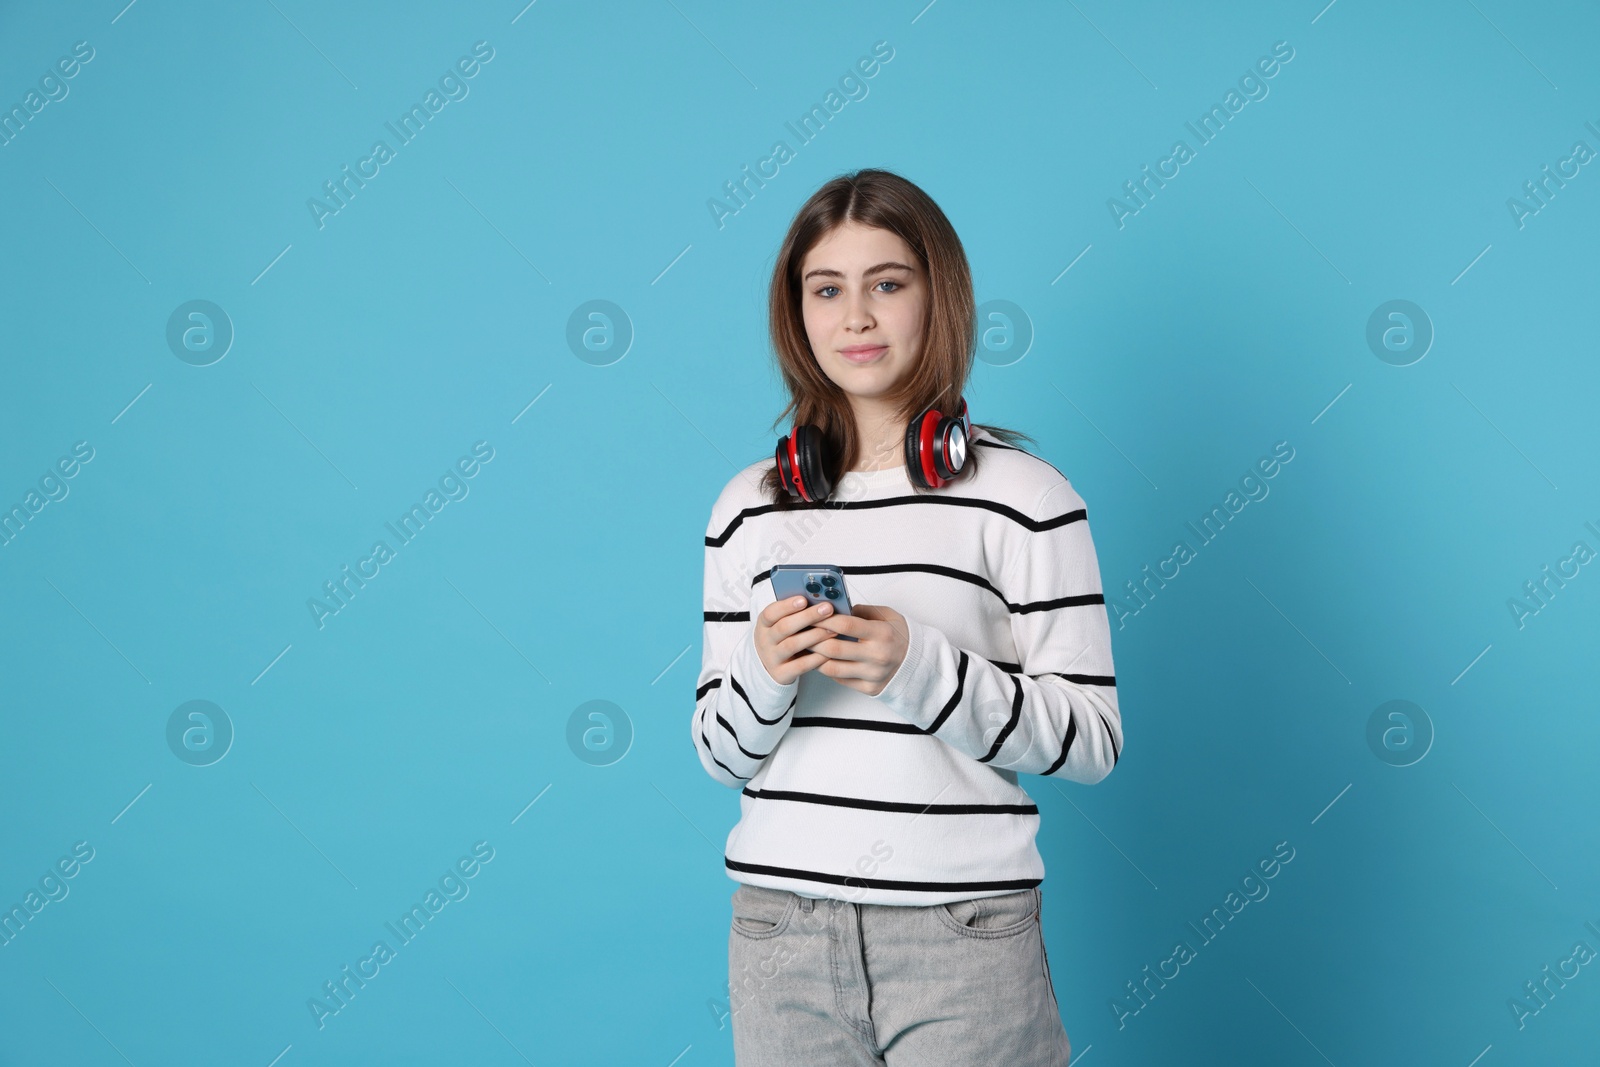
[690,427,1122,905]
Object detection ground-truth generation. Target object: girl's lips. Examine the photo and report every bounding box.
[840,345,888,364]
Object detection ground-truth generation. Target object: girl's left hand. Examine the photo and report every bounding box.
[807,603,910,697]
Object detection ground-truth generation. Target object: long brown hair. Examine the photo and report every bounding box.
[760,168,1033,508]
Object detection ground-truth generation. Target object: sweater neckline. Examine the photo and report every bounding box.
[840,426,991,489]
[837,465,910,494]
[823,427,992,497]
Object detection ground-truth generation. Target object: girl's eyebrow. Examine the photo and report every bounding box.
[803,260,917,281]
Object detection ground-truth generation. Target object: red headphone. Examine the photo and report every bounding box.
[776,397,971,503]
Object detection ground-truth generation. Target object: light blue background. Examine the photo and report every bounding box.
[2,1,1597,1064]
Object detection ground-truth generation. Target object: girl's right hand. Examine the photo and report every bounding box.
[754,596,837,686]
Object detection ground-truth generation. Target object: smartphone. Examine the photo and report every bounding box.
[768,564,859,641]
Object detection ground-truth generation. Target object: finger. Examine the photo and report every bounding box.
[817,655,870,680]
[777,602,840,640]
[809,611,866,638]
[812,633,869,661]
[780,649,829,674]
[778,624,838,658]
[760,596,811,626]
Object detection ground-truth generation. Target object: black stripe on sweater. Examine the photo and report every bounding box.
[923,650,970,736]
[728,671,789,726]
[725,858,1041,893]
[1043,715,1077,776]
[756,561,1005,603]
[1043,671,1117,686]
[707,495,1085,546]
[741,786,1038,815]
[1100,710,1120,766]
[790,716,929,734]
[972,437,1075,485]
[697,706,752,782]
[1012,591,1105,614]
[716,712,781,762]
[978,674,1025,764]
[1039,708,1118,775]
[727,562,1105,618]
[709,688,797,748]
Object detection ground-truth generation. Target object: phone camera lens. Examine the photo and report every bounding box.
[805,580,821,596]
[825,588,840,600]
[820,574,836,587]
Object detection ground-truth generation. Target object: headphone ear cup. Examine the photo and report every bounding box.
[775,434,799,498]
[904,411,931,489]
[905,406,972,489]
[932,415,969,482]
[794,424,833,502]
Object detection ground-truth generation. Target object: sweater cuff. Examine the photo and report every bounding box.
[872,612,940,728]
[729,623,799,716]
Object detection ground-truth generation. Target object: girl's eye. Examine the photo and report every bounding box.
[815,280,901,298]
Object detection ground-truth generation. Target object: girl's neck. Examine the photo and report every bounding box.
[848,399,906,471]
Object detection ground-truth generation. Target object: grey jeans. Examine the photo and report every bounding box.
[727,883,1071,1066]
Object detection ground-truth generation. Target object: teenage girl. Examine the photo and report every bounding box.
[692,168,1122,1066]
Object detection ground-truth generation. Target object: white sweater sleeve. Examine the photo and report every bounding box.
[690,490,800,788]
[869,477,1122,783]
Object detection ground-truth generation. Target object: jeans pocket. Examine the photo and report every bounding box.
[730,883,797,940]
[935,887,1040,939]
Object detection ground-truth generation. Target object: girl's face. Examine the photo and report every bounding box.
[799,220,927,407]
